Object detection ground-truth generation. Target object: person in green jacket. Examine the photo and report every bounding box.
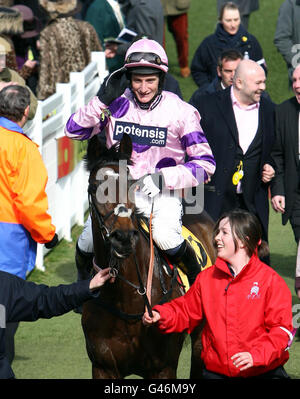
[84,0,125,72]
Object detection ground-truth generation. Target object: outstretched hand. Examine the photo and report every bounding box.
[89,267,115,290]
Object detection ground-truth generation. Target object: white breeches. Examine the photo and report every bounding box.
[135,191,184,250]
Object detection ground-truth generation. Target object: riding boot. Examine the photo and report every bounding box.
[74,242,94,313]
[76,242,94,281]
[166,241,201,286]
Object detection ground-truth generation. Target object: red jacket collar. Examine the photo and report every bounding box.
[214,253,261,278]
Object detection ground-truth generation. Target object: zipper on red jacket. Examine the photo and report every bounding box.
[225,280,233,292]
[225,263,235,292]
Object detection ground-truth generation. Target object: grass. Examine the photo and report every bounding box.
[12,0,300,379]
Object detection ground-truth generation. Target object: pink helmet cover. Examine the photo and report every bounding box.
[124,38,169,73]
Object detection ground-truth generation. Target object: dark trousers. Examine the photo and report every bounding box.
[5,322,19,364]
[202,366,290,379]
[289,189,300,242]
[166,13,189,68]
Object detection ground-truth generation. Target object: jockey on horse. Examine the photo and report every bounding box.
[64,37,216,288]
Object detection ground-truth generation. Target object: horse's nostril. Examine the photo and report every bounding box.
[113,230,123,241]
[111,229,138,242]
[130,230,139,238]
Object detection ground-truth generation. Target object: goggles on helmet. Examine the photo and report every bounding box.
[125,52,168,67]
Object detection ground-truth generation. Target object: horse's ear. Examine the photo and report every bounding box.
[85,135,106,171]
[119,133,132,158]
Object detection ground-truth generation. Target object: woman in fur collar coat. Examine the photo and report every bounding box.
[37,0,102,100]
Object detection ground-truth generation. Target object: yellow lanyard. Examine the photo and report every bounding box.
[232,160,244,185]
[27,48,34,61]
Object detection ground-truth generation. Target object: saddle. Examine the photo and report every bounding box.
[138,218,212,291]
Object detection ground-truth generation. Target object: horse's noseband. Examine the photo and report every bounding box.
[114,204,132,218]
[93,202,132,239]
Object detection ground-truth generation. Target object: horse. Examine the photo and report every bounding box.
[81,133,216,379]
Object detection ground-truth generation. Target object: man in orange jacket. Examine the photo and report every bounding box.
[0,84,57,363]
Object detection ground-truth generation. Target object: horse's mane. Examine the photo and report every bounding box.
[84,135,133,172]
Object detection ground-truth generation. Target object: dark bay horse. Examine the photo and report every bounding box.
[81,133,216,379]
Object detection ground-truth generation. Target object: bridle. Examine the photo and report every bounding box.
[87,164,181,320]
[87,169,154,317]
[88,183,132,248]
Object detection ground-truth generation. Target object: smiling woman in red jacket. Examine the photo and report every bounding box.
[143,209,293,379]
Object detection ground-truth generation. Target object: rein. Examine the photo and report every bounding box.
[145,202,155,317]
[92,256,180,320]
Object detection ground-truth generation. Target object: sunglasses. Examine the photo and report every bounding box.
[125,52,167,67]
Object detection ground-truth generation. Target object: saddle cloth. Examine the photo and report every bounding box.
[138,218,212,291]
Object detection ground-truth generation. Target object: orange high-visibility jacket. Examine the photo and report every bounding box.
[0,117,55,278]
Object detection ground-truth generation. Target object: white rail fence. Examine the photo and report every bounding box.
[23,52,108,271]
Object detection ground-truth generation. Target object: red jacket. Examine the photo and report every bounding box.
[153,254,293,377]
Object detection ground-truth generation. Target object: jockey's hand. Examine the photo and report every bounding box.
[45,233,58,249]
[141,172,165,198]
[142,309,161,326]
[97,67,128,105]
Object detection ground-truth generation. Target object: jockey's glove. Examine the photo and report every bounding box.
[141,172,165,198]
[45,233,58,249]
[97,67,129,106]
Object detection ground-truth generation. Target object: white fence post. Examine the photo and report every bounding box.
[55,82,73,243]
[23,101,43,149]
[92,51,108,83]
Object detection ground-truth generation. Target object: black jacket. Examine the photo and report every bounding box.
[195,87,275,241]
[271,97,300,225]
[189,76,222,107]
[191,23,264,88]
[0,271,97,379]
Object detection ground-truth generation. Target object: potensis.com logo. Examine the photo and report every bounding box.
[292,304,300,329]
[113,121,167,147]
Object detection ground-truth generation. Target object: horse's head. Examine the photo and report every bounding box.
[85,134,139,261]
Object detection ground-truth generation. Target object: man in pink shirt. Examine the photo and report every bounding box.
[193,60,275,262]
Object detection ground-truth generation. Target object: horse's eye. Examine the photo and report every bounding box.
[88,184,97,194]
